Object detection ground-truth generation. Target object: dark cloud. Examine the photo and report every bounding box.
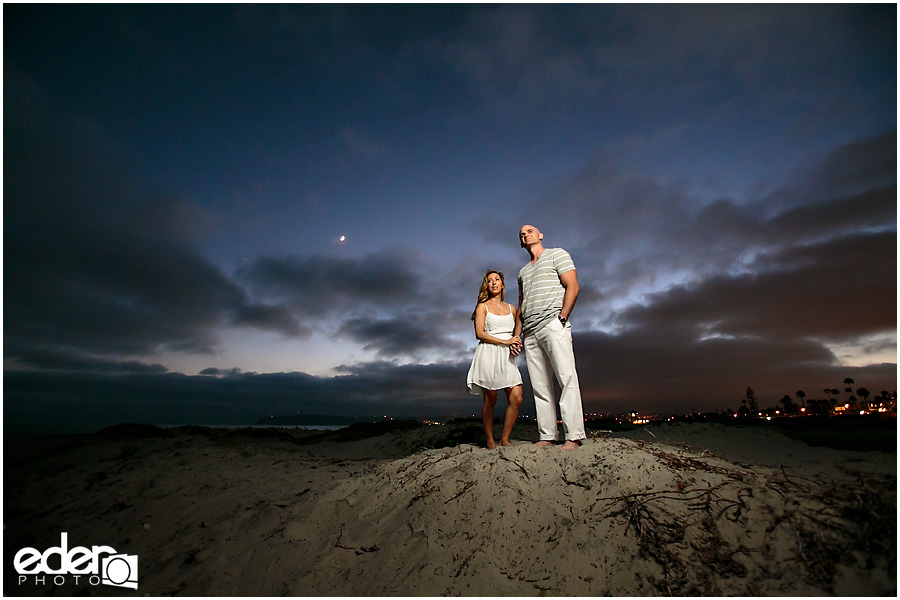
[477,132,897,322]
[576,226,896,413]
[337,317,436,358]
[5,218,245,356]
[624,231,896,342]
[233,248,485,361]
[771,131,898,206]
[336,311,464,359]
[199,367,245,377]
[3,73,297,366]
[237,248,420,318]
[3,362,477,434]
[440,4,894,127]
[764,185,895,243]
[231,303,309,339]
[573,329,895,415]
[332,360,468,405]
[2,70,458,371]
[5,344,168,375]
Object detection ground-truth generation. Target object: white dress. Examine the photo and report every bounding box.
[466,304,523,395]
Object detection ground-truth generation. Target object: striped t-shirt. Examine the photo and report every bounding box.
[517,247,576,334]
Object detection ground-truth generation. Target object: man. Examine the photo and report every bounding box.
[515,224,586,450]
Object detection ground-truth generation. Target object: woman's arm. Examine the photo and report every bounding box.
[474,303,516,346]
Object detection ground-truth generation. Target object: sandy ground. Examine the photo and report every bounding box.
[3,419,896,596]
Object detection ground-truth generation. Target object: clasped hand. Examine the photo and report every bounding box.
[508,336,523,357]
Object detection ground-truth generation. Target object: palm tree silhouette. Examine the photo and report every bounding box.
[856,387,871,411]
[745,387,759,413]
[779,394,799,415]
[795,390,806,408]
[843,378,857,409]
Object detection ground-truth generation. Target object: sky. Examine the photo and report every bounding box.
[4,3,897,433]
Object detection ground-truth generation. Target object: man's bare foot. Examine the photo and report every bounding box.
[486,439,497,450]
[534,440,555,447]
[499,439,512,447]
[560,439,582,450]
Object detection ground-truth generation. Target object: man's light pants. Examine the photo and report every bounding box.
[524,318,586,441]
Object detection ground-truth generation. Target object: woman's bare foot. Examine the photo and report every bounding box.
[534,440,555,447]
[499,439,512,447]
[560,439,582,450]
[486,439,498,450]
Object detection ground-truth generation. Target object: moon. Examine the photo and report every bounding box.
[339,235,346,242]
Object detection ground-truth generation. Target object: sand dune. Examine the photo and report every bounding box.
[4,420,895,596]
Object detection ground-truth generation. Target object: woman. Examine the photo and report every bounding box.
[466,270,523,449]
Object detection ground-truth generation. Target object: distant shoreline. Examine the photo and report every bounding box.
[4,413,894,454]
[159,423,348,431]
[254,413,375,427]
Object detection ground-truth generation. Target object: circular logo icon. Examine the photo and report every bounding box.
[105,557,132,585]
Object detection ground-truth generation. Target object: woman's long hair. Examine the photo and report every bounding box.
[471,270,505,321]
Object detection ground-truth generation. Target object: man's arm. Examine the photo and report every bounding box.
[515,289,524,338]
[510,281,524,357]
[559,269,579,321]
[515,276,525,337]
